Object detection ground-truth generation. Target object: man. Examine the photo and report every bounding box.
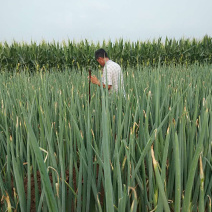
[90,48,125,94]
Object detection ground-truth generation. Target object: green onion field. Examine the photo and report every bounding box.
[0,39,212,212]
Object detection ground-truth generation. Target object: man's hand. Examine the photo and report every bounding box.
[88,75,112,90]
[89,75,100,86]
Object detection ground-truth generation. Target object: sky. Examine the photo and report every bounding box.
[0,0,212,44]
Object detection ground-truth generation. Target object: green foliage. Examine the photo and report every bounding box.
[0,36,212,71]
[0,65,212,211]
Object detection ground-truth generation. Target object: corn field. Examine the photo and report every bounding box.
[0,62,211,211]
[0,36,212,71]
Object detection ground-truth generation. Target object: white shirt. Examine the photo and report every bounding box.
[102,60,125,94]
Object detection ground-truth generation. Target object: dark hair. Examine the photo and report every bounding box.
[95,48,109,60]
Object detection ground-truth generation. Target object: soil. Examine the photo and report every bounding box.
[1,166,104,212]
[23,169,77,212]
[22,167,104,212]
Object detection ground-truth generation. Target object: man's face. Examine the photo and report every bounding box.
[96,57,105,67]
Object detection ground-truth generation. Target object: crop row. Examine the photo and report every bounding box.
[0,65,211,211]
[0,36,212,71]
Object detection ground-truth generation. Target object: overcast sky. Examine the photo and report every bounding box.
[0,0,212,44]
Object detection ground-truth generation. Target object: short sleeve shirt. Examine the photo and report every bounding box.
[102,60,125,93]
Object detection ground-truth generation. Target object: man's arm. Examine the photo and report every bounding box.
[90,75,112,90]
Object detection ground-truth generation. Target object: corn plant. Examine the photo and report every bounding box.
[0,36,212,71]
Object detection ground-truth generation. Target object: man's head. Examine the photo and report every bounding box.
[95,48,109,66]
